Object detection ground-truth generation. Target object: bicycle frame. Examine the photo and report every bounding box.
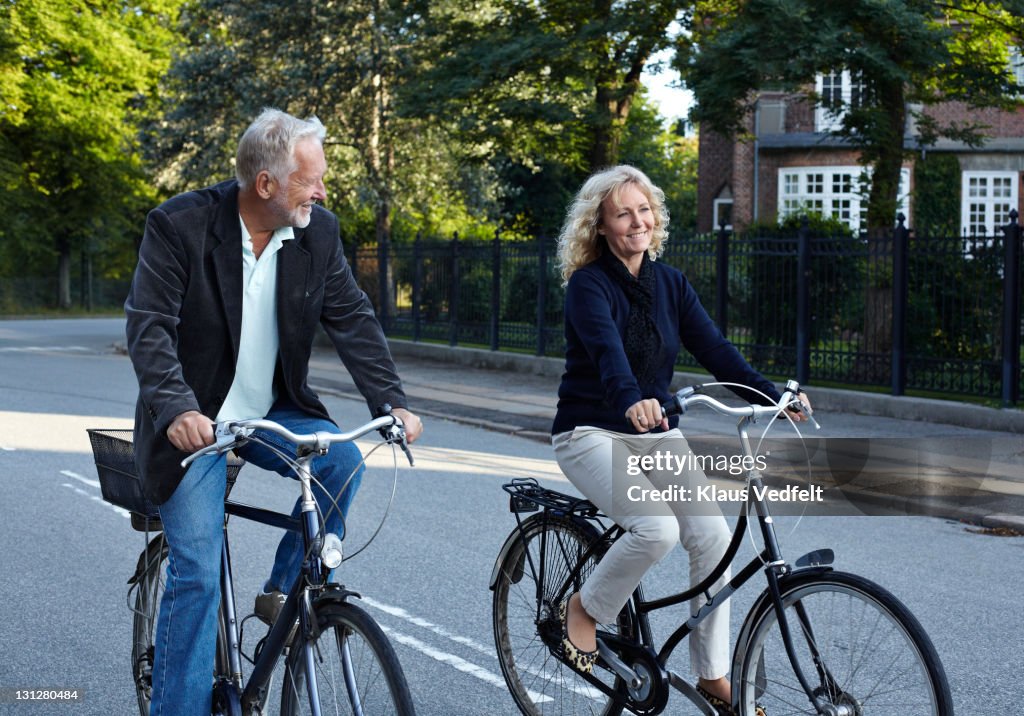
[504,410,834,714]
[214,451,338,716]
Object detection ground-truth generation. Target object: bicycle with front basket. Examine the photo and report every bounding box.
[89,410,416,716]
[490,380,952,715]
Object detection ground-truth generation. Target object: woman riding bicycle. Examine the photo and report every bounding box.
[550,165,810,715]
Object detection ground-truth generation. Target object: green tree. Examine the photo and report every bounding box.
[0,0,181,308]
[620,100,699,230]
[681,0,1024,230]
[405,0,685,173]
[147,0,500,248]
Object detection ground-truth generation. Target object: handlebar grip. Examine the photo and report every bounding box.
[661,396,683,418]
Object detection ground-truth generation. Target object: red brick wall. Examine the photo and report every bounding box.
[785,95,816,133]
[697,129,735,233]
[700,93,1024,231]
[922,101,1024,137]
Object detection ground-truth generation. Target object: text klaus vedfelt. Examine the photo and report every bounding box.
[623,451,824,504]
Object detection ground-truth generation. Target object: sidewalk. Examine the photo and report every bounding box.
[308,339,1024,532]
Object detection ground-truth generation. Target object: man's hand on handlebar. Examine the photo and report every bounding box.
[167,410,215,452]
[390,407,423,443]
[786,391,813,422]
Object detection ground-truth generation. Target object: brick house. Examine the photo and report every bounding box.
[697,63,1024,234]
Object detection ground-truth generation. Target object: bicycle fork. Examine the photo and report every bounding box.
[740,417,842,716]
[749,478,845,716]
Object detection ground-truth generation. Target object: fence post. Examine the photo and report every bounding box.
[378,232,390,333]
[449,232,460,347]
[490,229,501,351]
[891,213,909,396]
[412,232,422,343]
[795,216,811,385]
[1001,210,1021,406]
[715,219,729,334]
[536,235,548,356]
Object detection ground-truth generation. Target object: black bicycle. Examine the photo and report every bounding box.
[89,411,416,716]
[490,381,952,715]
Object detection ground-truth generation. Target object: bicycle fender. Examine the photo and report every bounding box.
[128,535,167,585]
[312,585,362,609]
[488,514,600,591]
[489,527,526,591]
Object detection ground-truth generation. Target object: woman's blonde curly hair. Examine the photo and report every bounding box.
[556,165,669,284]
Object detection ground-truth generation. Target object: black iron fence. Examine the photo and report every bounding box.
[350,213,1024,406]
[0,276,132,313]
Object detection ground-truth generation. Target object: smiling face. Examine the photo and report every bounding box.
[598,182,654,275]
[268,136,328,229]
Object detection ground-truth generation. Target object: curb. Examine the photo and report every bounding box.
[384,338,1024,434]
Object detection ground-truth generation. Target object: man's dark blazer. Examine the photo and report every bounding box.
[125,180,406,504]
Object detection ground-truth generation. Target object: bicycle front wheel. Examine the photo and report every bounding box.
[492,513,634,716]
[736,571,952,716]
[280,600,415,716]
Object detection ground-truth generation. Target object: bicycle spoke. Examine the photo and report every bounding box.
[738,573,948,716]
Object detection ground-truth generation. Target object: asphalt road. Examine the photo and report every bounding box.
[1,318,1021,714]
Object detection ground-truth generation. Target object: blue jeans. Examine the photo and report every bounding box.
[148,403,364,716]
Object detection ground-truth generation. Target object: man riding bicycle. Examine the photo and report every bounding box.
[124,108,422,715]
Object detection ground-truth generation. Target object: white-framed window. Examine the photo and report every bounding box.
[1010,47,1024,96]
[713,198,734,231]
[815,70,867,132]
[778,166,911,231]
[960,171,1018,236]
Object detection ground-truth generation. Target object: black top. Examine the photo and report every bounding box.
[552,257,780,435]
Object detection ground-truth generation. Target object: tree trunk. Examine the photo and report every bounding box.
[369,2,394,323]
[56,232,72,309]
[857,80,906,383]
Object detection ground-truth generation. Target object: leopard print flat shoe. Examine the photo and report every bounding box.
[558,598,598,674]
[696,683,767,716]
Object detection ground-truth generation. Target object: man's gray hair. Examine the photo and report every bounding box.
[235,108,326,189]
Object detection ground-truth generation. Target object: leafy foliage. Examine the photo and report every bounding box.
[0,0,182,306]
[912,153,962,235]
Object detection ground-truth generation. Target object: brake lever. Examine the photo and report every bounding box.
[788,397,821,430]
[378,422,415,466]
[180,425,245,468]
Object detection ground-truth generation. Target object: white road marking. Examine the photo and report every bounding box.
[62,483,130,519]
[1,446,14,451]
[60,469,101,489]
[378,625,552,704]
[0,345,91,353]
[362,594,604,703]
[360,595,494,657]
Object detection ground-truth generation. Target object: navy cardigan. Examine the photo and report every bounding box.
[552,258,781,436]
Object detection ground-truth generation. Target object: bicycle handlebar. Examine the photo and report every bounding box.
[181,412,414,468]
[661,379,819,429]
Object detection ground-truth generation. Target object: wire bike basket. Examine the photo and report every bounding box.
[87,429,243,530]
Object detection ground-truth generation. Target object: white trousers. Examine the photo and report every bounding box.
[552,426,732,680]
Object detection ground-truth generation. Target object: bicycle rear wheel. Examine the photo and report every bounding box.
[492,513,634,716]
[736,571,952,716]
[280,600,415,715]
[130,533,167,715]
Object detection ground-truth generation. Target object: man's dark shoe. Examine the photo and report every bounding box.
[254,589,286,625]
[254,589,299,645]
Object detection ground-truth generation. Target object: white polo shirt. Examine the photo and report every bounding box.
[215,218,293,422]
